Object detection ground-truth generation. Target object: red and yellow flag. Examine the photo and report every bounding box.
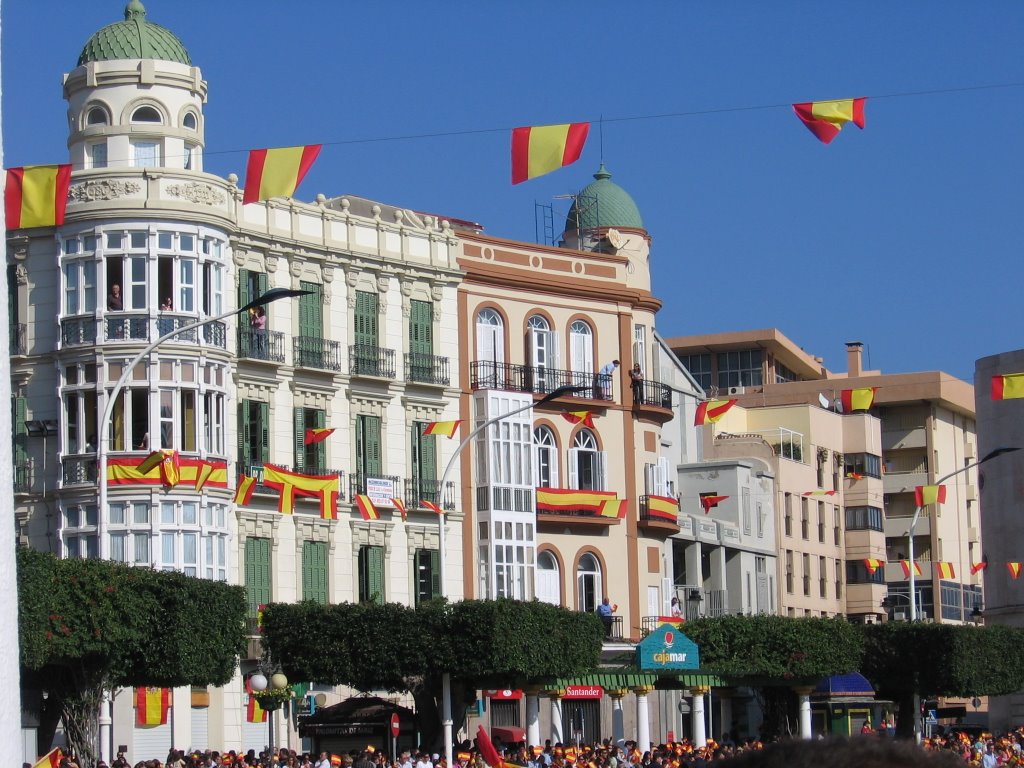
[863,558,884,574]
[392,497,408,522]
[355,494,379,521]
[476,724,504,768]
[846,472,863,481]
[234,474,257,506]
[803,490,837,496]
[243,145,322,204]
[536,487,615,514]
[423,420,461,438]
[137,449,181,487]
[305,427,335,444]
[262,464,340,517]
[914,485,947,507]
[992,373,1024,400]
[971,561,988,575]
[330,757,343,768]
[5,164,72,228]
[599,498,627,519]
[31,747,62,768]
[900,560,922,578]
[194,460,215,492]
[561,411,595,429]
[1009,562,1023,580]
[699,493,728,514]
[841,387,877,412]
[646,494,680,522]
[792,98,866,144]
[511,123,589,184]
[694,399,737,426]
[135,687,170,725]
[936,562,956,579]
[420,499,444,515]
[247,694,268,723]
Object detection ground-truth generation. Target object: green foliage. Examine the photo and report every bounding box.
[683,614,862,681]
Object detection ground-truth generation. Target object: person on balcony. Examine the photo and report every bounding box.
[596,359,619,399]
[250,305,267,356]
[596,596,617,637]
[630,363,645,404]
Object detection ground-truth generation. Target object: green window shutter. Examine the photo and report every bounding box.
[409,300,432,356]
[354,291,378,347]
[430,548,440,599]
[238,268,250,307]
[258,401,270,464]
[414,548,441,605]
[244,537,271,616]
[359,545,385,603]
[302,541,328,604]
[299,281,322,339]
[238,401,250,469]
[358,415,382,476]
[411,422,437,500]
[238,270,268,308]
[12,397,27,466]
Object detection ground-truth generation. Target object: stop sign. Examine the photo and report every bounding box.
[390,713,400,738]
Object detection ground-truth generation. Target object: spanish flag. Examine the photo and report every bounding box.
[914,485,946,507]
[420,499,444,515]
[234,475,257,506]
[792,98,866,144]
[247,694,268,723]
[5,164,72,228]
[863,558,884,574]
[330,757,343,768]
[694,399,737,426]
[803,490,837,496]
[511,123,589,184]
[305,427,335,444]
[355,494,379,520]
[135,687,170,725]
[699,493,728,513]
[31,747,62,768]
[137,449,181,487]
[561,411,595,429]
[392,497,408,522]
[846,472,863,481]
[936,562,956,579]
[971,561,988,575]
[243,145,322,204]
[1009,562,1023,580]
[476,725,504,768]
[194,460,215,492]
[423,420,461,438]
[646,494,680,522]
[599,498,627,519]
[900,560,922,578]
[991,373,1024,400]
[840,387,876,412]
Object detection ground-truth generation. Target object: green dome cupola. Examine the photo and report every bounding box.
[564,164,644,232]
[78,1,192,66]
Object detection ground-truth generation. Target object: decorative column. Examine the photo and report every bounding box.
[608,689,628,746]
[547,690,564,744]
[793,686,814,740]
[525,687,541,748]
[98,691,112,765]
[690,686,710,748]
[633,686,654,753]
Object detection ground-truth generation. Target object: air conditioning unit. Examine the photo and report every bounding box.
[728,386,746,396]
[894,610,907,621]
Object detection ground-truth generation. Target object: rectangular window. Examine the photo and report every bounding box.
[179,259,195,312]
[784,493,793,537]
[678,354,711,390]
[801,497,809,539]
[742,487,751,535]
[88,141,108,169]
[633,325,646,369]
[356,414,382,478]
[302,541,328,604]
[716,349,763,389]
[819,556,827,598]
[237,400,269,471]
[846,560,885,585]
[131,140,160,168]
[785,550,794,594]
[411,422,438,505]
[244,537,271,617]
[358,544,384,603]
[415,548,440,605]
[845,506,884,531]
[844,453,883,479]
[409,299,433,357]
[294,406,326,473]
[802,553,811,596]
[299,280,324,339]
[818,501,826,542]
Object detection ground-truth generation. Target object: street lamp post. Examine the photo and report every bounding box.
[437,384,587,765]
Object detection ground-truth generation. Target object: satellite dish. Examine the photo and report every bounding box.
[818,393,830,409]
[605,228,625,250]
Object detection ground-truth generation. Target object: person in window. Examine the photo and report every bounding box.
[629,363,645,404]
[670,596,683,618]
[107,283,122,310]
[160,296,173,311]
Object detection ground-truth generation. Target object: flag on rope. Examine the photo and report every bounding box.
[135,687,170,725]
[1009,562,1023,580]
[694,399,737,426]
[355,494,379,521]
[247,694,268,723]
[423,420,462,438]
[699,492,728,514]
[305,427,335,444]
[561,411,596,429]
[392,497,408,522]
[914,485,947,507]
[863,558,884,574]
[971,561,988,575]
[5,164,72,228]
[991,373,1024,400]
[792,98,866,144]
[511,122,589,184]
[234,474,257,506]
[936,562,956,579]
[900,560,923,578]
[243,145,322,204]
[840,387,877,412]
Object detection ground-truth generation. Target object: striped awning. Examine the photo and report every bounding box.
[542,672,725,691]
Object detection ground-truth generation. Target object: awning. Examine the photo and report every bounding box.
[491,726,526,744]
[543,672,725,691]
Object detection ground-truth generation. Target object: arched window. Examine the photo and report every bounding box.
[569,428,605,491]
[475,308,505,387]
[534,425,559,488]
[131,106,162,124]
[577,553,602,613]
[569,319,594,384]
[182,112,198,130]
[527,314,557,392]
[536,550,560,605]
[86,107,109,126]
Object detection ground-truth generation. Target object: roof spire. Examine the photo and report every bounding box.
[125,0,146,20]
[594,164,612,181]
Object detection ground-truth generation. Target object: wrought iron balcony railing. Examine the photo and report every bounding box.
[470,360,612,401]
[62,455,99,486]
[349,472,402,502]
[630,379,673,408]
[404,478,457,510]
[405,353,450,385]
[294,336,343,371]
[10,323,26,355]
[349,344,396,379]
[238,329,286,363]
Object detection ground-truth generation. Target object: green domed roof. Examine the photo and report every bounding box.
[78,1,192,67]
[565,164,644,232]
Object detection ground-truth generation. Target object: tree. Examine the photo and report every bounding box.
[261,598,604,749]
[18,549,247,768]
[683,615,863,737]
[861,622,1024,737]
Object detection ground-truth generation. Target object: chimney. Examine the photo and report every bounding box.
[846,341,863,377]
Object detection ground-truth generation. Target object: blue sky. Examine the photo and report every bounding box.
[4,1,1022,382]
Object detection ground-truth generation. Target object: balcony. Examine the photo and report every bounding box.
[680,587,732,618]
[245,464,347,505]
[405,353,450,386]
[640,615,684,636]
[470,361,612,401]
[62,454,98,486]
[349,344,396,379]
[294,336,343,371]
[631,380,673,409]
[349,472,402,502]
[638,494,680,534]
[60,317,97,346]
[10,323,26,355]
[403,478,457,510]
[238,329,286,363]
[62,314,227,348]
[599,614,624,642]
[13,465,30,494]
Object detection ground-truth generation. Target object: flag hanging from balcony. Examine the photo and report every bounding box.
[971,561,988,575]
[1009,562,1023,580]
[138,449,181,488]
[423,420,461,438]
[262,464,340,518]
[914,484,946,507]
[243,144,322,204]
[699,492,728,514]
[802,490,837,496]
[305,427,335,444]
[991,373,1024,400]
[536,487,616,515]
[420,499,444,514]
[646,494,680,522]
[234,474,257,506]
[561,411,596,428]
[899,560,922,578]
[135,687,170,726]
[599,498,628,519]
[355,494,379,521]
[863,558,884,574]
[694,399,737,426]
[792,98,866,144]
[935,562,956,579]
[392,497,408,522]
[194,460,215,492]
[108,455,227,489]
[511,122,589,184]
[846,472,863,481]
[4,164,72,228]
[840,387,877,412]
[247,694,268,723]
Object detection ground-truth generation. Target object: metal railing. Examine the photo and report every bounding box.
[13,465,30,493]
[641,615,683,636]
[403,478,457,510]
[349,472,402,501]
[349,344,396,379]
[470,360,612,401]
[638,494,680,523]
[245,464,346,503]
[405,353,450,385]
[61,317,97,346]
[62,455,98,486]
[10,323,26,355]
[294,336,343,371]
[631,379,673,408]
[599,614,624,641]
[676,586,732,619]
[238,329,286,363]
